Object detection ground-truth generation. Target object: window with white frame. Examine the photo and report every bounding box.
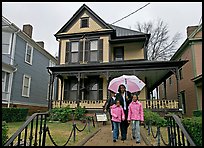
[2,71,10,93]
[22,75,31,97]
[2,32,12,54]
[71,42,79,63]
[90,40,98,62]
[25,43,33,65]
[49,60,55,67]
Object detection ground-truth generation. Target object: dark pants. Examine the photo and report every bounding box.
[120,109,129,140]
[109,110,114,130]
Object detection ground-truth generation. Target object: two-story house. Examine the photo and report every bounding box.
[159,24,202,117]
[2,16,58,114]
[47,4,187,112]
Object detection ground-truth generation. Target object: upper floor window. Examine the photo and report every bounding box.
[71,42,79,63]
[80,17,89,28]
[114,46,124,61]
[22,74,31,97]
[90,40,98,62]
[25,43,33,65]
[179,68,183,80]
[2,32,12,54]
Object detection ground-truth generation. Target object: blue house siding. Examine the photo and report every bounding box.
[11,35,50,107]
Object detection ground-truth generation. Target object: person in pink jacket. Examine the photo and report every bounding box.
[110,100,125,142]
[127,93,144,144]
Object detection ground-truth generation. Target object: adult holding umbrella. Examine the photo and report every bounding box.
[108,75,145,141]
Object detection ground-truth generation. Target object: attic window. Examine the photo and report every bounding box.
[80,17,89,28]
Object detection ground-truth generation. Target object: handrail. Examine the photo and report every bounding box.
[4,112,49,146]
[165,114,196,146]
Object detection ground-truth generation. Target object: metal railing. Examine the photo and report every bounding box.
[4,111,95,146]
[143,114,196,146]
[4,112,49,146]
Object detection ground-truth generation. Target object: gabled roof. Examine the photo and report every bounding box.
[171,24,202,60]
[55,4,148,39]
[55,4,112,35]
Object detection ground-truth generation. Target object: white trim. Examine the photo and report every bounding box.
[22,74,32,97]
[25,43,33,65]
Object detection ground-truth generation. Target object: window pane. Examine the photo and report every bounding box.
[90,40,98,51]
[91,83,98,90]
[26,55,31,63]
[71,53,78,63]
[71,42,78,52]
[27,46,32,54]
[71,84,78,90]
[90,51,97,61]
[24,77,29,86]
[23,87,28,96]
[89,91,97,100]
[5,73,10,92]
[81,18,88,28]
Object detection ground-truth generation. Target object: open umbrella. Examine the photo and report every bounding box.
[108,75,146,93]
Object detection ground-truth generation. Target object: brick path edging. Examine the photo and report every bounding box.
[77,128,101,146]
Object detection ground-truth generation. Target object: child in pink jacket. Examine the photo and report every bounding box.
[127,93,144,144]
[110,100,125,142]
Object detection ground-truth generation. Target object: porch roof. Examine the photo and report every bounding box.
[47,59,188,92]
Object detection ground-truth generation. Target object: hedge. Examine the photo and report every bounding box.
[2,107,29,122]
[182,117,202,146]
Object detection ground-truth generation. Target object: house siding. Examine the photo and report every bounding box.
[11,35,50,107]
[193,42,202,76]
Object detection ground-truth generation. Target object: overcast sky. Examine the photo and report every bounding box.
[2,2,202,57]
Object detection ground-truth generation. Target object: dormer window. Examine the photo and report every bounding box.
[80,17,89,28]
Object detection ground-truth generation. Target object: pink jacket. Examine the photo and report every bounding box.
[110,104,125,122]
[127,100,144,122]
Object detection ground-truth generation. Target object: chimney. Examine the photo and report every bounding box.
[187,26,198,37]
[36,41,44,49]
[23,24,33,38]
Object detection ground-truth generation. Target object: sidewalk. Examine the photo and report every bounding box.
[83,121,148,146]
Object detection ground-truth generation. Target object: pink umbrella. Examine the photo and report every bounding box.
[108,75,146,93]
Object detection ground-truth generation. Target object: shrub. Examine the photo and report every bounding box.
[2,121,8,145]
[144,109,167,127]
[182,117,202,146]
[193,110,202,117]
[74,106,86,120]
[2,108,28,122]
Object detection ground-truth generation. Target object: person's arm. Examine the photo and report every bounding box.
[140,103,144,122]
[111,108,118,118]
[127,104,131,121]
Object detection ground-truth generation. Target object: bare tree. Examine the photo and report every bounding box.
[135,19,181,61]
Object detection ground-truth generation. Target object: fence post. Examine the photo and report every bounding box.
[88,119,90,132]
[148,122,150,136]
[73,123,76,142]
[157,126,160,146]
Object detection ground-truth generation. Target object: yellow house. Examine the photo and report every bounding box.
[47,4,187,112]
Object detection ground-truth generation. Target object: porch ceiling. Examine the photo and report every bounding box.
[48,59,188,92]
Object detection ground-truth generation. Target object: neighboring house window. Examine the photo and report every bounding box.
[179,68,183,80]
[2,71,10,93]
[25,43,33,65]
[90,40,98,62]
[2,32,12,54]
[22,75,31,97]
[114,46,124,61]
[80,17,89,28]
[49,60,55,67]
[71,42,79,63]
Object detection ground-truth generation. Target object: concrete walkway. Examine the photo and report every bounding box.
[83,121,149,146]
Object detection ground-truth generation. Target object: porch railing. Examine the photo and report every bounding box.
[52,99,179,110]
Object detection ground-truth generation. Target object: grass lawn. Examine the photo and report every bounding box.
[6,120,98,146]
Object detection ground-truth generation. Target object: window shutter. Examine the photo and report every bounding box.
[85,39,90,62]
[79,41,83,63]
[65,42,70,64]
[98,39,103,62]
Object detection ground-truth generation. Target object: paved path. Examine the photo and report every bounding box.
[83,121,148,146]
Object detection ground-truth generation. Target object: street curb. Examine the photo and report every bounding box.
[77,128,102,146]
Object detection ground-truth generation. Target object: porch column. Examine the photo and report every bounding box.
[163,80,167,99]
[56,75,64,108]
[77,72,81,107]
[48,72,55,111]
[106,71,110,101]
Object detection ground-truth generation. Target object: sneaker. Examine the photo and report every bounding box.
[111,130,113,133]
[132,136,135,139]
[113,140,116,142]
[136,141,140,144]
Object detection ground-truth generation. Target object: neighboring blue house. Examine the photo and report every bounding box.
[2,16,58,114]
